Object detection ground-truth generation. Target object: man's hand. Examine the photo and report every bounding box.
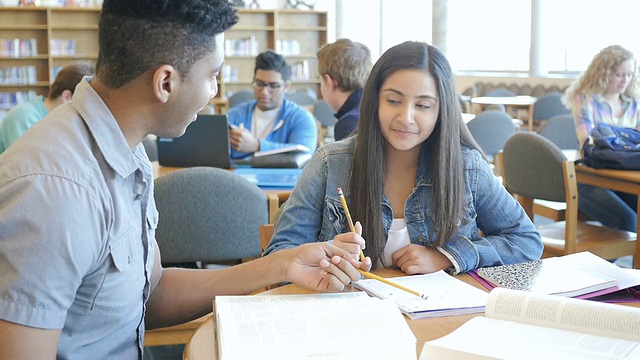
[332,221,366,261]
[283,243,372,292]
[229,126,260,153]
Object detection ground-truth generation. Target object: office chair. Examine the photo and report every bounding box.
[228,90,254,109]
[154,167,267,266]
[537,114,580,150]
[466,110,516,164]
[501,132,635,259]
[531,92,571,129]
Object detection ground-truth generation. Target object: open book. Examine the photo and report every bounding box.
[353,270,489,319]
[473,252,621,298]
[420,287,640,359]
[253,144,310,157]
[214,292,416,360]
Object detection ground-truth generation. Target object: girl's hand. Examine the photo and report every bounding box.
[332,221,366,261]
[392,244,453,274]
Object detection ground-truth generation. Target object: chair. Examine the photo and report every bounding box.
[531,92,571,129]
[516,84,532,96]
[485,87,516,97]
[228,90,254,109]
[154,167,268,265]
[313,99,336,146]
[285,90,318,111]
[501,132,635,259]
[466,110,516,163]
[142,135,158,161]
[537,114,580,150]
[531,84,547,98]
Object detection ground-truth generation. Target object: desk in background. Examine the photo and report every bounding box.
[574,164,640,268]
[471,96,537,131]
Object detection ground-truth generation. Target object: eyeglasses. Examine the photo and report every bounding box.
[252,79,284,91]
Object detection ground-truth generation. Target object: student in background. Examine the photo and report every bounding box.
[0,1,370,358]
[317,38,372,140]
[0,62,94,153]
[562,44,640,233]
[226,50,317,159]
[265,41,542,275]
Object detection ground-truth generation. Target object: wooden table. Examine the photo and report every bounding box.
[471,96,537,131]
[574,164,640,268]
[183,268,486,359]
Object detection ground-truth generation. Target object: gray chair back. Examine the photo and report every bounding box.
[537,114,579,150]
[142,135,158,161]
[285,91,317,106]
[466,110,516,161]
[532,92,570,122]
[154,167,267,263]
[313,99,336,127]
[485,87,516,97]
[228,90,254,109]
[502,132,567,202]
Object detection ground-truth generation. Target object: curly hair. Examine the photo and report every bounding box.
[317,38,372,92]
[96,0,238,89]
[563,45,640,109]
[254,50,291,81]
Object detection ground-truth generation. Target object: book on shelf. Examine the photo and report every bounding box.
[419,287,640,359]
[472,252,628,299]
[214,292,417,360]
[353,270,489,319]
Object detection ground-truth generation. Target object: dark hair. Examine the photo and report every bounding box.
[351,41,478,266]
[96,0,238,89]
[49,63,94,99]
[254,50,291,81]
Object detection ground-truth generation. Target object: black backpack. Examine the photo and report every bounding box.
[580,123,640,170]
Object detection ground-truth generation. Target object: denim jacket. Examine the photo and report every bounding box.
[263,137,542,273]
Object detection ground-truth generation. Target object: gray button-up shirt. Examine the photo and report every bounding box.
[0,78,158,359]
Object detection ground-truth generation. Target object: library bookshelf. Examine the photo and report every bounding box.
[0,6,327,110]
[0,6,99,109]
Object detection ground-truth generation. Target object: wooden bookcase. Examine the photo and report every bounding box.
[222,8,328,99]
[0,6,100,109]
[0,7,327,110]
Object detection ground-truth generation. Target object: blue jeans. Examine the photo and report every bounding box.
[578,184,637,232]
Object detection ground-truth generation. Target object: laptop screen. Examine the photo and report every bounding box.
[156,114,231,168]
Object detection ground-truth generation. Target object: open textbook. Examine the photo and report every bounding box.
[214,292,416,360]
[353,270,489,319]
[420,287,640,360]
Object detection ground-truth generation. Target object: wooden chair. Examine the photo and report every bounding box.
[501,132,636,259]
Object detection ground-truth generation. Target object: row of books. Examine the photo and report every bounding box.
[0,38,38,58]
[224,36,259,57]
[214,252,640,359]
[0,90,38,110]
[50,39,77,56]
[0,66,38,85]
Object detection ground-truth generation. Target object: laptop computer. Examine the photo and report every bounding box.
[157,114,232,168]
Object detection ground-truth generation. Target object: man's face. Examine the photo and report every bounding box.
[252,69,289,111]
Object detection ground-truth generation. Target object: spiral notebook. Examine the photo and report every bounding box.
[353,270,489,320]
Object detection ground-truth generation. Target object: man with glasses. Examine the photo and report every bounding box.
[227,50,317,159]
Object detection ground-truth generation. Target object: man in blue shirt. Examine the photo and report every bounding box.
[0,62,94,153]
[0,1,370,359]
[317,38,372,140]
[227,50,317,159]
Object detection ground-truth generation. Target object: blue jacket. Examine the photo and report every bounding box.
[333,89,362,141]
[264,137,542,273]
[226,98,318,159]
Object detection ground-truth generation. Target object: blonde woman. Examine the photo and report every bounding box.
[563,44,640,232]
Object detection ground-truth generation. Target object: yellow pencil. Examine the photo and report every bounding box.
[337,187,365,262]
[358,269,428,299]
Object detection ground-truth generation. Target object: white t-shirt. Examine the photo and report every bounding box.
[252,107,280,140]
[381,218,411,268]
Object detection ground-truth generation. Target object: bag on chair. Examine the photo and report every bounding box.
[580,123,640,170]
